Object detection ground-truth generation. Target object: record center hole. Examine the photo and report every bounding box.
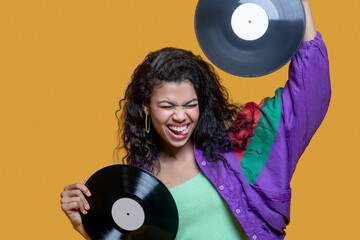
[127,213,130,216]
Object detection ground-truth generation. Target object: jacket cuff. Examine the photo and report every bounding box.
[299,31,323,49]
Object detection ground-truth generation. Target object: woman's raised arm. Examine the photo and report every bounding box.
[302,0,317,41]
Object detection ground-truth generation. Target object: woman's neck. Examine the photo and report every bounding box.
[154,139,200,188]
[159,139,195,161]
[153,139,198,173]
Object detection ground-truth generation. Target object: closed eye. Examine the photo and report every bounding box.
[160,106,175,109]
[183,104,198,108]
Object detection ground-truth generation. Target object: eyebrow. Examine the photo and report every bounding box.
[158,98,198,105]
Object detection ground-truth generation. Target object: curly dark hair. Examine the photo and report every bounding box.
[114,47,256,168]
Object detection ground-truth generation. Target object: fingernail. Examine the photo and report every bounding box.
[85,204,90,210]
[87,191,91,196]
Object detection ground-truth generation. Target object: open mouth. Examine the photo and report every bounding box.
[167,124,190,138]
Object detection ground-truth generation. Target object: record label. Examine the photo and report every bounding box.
[231,3,269,41]
[111,197,145,231]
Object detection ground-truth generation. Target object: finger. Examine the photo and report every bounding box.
[61,189,90,211]
[61,197,88,214]
[61,201,79,212]
[64,183,91,197]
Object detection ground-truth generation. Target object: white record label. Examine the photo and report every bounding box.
[231,3,269,41]
[111,197,145,231]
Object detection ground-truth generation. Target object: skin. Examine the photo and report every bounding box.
[60,183,92,240]
[60,1,317,238]
[302,0,317,41]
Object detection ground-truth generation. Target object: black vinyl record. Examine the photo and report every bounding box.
[81,165,178,240]
[194,0,305,77]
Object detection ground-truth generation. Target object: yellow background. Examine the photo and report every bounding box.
[0,0,358,239]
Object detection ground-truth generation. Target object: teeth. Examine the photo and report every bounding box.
[169,125,187,132]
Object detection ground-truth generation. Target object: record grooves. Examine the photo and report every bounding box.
[81,165,178,240]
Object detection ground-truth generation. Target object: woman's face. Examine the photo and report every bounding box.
[146,80,200,149]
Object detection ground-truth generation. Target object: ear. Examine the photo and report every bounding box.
[142,104,150,115]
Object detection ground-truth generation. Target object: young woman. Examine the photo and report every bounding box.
[60,1,330,239]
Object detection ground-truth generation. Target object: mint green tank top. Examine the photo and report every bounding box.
[169,171,249,240]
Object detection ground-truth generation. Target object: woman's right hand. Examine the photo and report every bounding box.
[60,182,92,239]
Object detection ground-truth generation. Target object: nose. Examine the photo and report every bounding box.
[172,107,187,122]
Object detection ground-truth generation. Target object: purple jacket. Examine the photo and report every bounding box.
[194,32,331,240]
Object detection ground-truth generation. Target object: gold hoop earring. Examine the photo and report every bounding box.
[145,114,150,133]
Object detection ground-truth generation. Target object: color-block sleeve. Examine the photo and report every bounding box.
[236,33,331,187]
[235,32,331,233]
[281,32,331,177]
